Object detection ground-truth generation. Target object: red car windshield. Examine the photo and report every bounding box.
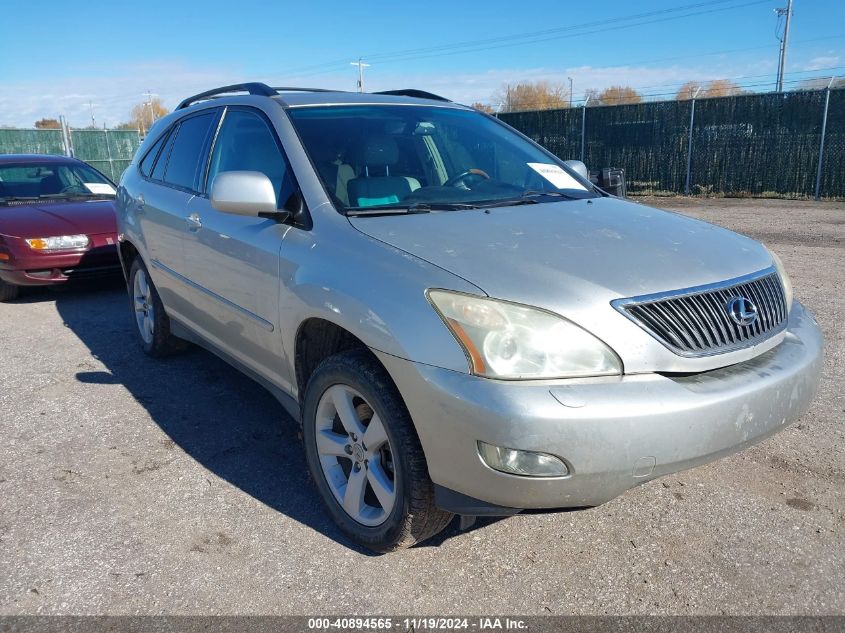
[0,162,115,202]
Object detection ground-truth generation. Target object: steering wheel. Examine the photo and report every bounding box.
[443,168,490,188]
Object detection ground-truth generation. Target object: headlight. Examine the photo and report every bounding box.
[765,245,793,313]
[25,235,89,251]
[427,289,622,379]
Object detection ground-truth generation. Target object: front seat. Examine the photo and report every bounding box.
[346,135,413,207]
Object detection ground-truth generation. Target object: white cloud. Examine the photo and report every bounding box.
[802,55,841,71]
[0,57,787,127]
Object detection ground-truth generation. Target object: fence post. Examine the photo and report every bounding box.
[814,77,835,201]
[580,96,590,163]
[59,115,72,157]
[684,87,701,195]
[104,129,115,181]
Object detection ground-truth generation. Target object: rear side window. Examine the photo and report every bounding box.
[162,112,216,191]
[151,131,177,181]
[139,131,168,178]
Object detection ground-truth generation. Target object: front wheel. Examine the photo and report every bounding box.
[128,259,188,357]
[303,349,453,552]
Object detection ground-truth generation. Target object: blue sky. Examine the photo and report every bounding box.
[1,0,843,127]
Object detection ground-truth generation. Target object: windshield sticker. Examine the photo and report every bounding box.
[83,182,116,195]
[527,163,587,191]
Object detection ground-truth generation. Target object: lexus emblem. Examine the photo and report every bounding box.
[726,296,758,326]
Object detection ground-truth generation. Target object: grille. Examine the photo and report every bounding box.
[614,269,788,357]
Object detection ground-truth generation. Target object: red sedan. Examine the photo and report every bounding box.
[0,154,121,301]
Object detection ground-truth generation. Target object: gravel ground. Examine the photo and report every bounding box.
[0,197,843,615]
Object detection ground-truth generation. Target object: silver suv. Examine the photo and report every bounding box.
[116,83,823,551]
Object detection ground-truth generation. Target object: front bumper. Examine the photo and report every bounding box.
[375,301,823,512]
[0,233,119,286]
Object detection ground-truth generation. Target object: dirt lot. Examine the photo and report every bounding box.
[0,197,843,615]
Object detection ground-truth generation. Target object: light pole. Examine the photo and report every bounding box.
[568,77,573,108]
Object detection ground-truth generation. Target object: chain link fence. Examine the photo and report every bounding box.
[0,127,141,182]
[500,87,844,199]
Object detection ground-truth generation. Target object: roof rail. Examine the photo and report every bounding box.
[176,82,278,109]
[272,86,345,93]
[374,89,450,102]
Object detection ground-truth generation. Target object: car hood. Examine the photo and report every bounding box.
[350,196,778,373]
[0,199,117,238]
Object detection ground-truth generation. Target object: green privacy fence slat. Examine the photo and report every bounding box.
[0,128,141,183]
[500,88,844,199]
[820,89,845,198]
[69,129,141,182]
[0,129,65,155]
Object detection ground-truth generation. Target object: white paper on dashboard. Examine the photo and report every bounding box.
[83,183,116,195]
[526,163,587,190]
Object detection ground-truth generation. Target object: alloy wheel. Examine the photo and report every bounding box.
[314,384,397,526]
[133,268,155,345]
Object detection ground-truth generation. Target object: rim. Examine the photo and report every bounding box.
[133,269,155,345]
[314,384,397,527]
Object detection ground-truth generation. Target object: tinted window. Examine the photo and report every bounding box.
[163,112,216,190]
[139,131,168,178]
[206,109,294,207]
[151,129,177,181]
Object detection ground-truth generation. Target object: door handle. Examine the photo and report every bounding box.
[185,213,203,231]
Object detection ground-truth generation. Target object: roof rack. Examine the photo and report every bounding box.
[273,86,345,93]
[176,82,278,109]
[374,89,450,102]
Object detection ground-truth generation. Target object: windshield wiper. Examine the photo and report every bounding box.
[520,190,575,199]
[345,201,477,216]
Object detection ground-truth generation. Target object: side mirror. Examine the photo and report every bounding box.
[563,160,589,181]
[210,171,286,220]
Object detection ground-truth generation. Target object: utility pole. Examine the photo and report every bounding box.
[775,0,793,92]
[568,77,573,108]
[87,101,97,128]
[350,58,370,93]
[142,90,158,129]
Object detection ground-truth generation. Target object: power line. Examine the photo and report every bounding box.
[282,0,772,77]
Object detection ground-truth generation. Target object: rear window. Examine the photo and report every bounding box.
[162,112,216,191]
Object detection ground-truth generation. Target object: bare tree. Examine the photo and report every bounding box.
[129,97,169,133]
[675,81,702,100]
[34,118,62,129]
[700,79,746,98]
[496,81,570,112]
[470,102,495,114]
[590,85,643,106]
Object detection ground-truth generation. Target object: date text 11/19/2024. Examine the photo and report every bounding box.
[307,617,528,630]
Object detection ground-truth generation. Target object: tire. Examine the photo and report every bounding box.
[0,279,19,302]
[128,258,188,357]
[303,349,453,552]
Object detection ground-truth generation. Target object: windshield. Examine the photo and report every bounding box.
[287,105,597,214]
[0,161,115,203]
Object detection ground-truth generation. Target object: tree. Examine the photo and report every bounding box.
[675,81,702,100]
[129,97,169,133]
[593,85,642,106]
[700,79,745,98]
[471,102,495,114]
[34,118,62,129]
[496,81,570,112]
